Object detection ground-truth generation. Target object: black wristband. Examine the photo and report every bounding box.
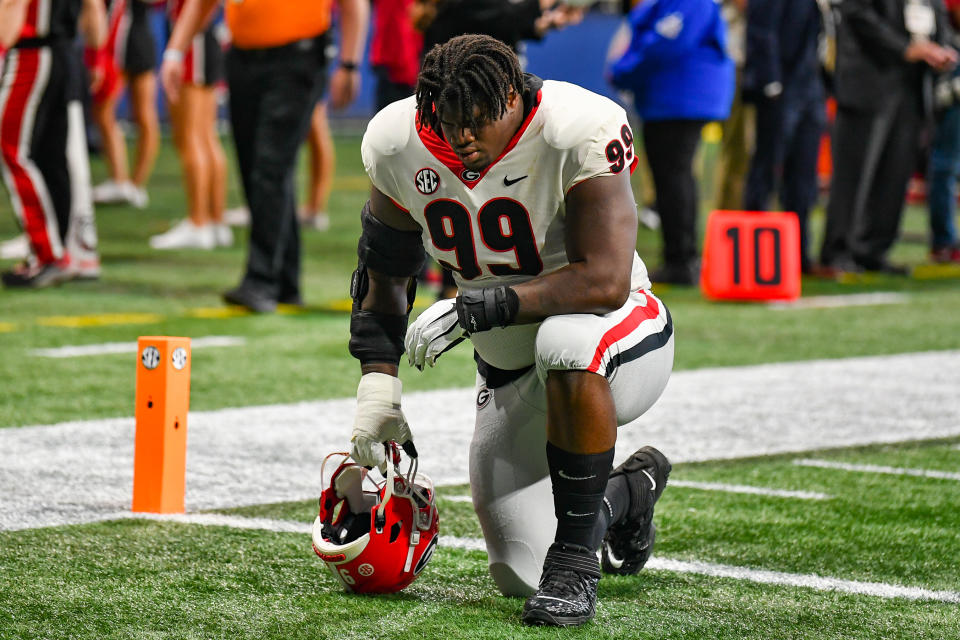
[455,286,519,333]
[339,60,358,71]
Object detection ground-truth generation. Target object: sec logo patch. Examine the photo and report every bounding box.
[415,168,440,194]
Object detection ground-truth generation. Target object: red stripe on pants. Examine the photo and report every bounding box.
[586,292,661,374]
[0,49,57,263]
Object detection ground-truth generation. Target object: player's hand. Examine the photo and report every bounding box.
[350,373,416,470]
[405,297,468,370]
[160,51,185,104]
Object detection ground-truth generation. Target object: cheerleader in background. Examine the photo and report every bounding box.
[149,0,229,249]
[88,0,160,209]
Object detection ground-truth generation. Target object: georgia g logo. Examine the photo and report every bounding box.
[415,168,440,195]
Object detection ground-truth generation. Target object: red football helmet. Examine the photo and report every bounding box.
[311,443,440,594]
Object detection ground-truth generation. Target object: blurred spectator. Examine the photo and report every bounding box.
[150,0,230,250]
[300,102,336,231]
[926,0,960,264]
[818,0,957,276]
[1,0,106,288]
[714,0,753,212]
[610,0,734,286]
[415,0,582,54]
[89,0,161,209]
[162,0,369,312]
[370,0,423,111]
[742,0,826,274]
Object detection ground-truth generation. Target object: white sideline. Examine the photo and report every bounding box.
[767,292,909,310]
[121,512,960,604]
[668,480,830,500]
[29,336,245,358]
[794,459,960,481]
[3,349,960,532]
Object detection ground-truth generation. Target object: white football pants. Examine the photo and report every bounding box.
[468,289,674,596]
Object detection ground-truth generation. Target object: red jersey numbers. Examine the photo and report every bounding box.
[424,198,543,280]
[605,124,635,174]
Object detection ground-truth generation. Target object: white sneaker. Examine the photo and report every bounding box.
[69,253,101,280]
[223,207,250,227]
[213,223,233,247]
[126,184,149,209]
[0,234,28,260]
[301,211,330,231]
[92,180,130,204]
[149,219,216,250]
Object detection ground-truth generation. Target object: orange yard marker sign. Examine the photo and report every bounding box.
[132,336,191,513]
[700,210,801,302]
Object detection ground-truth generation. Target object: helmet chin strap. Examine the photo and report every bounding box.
[374,443,433,572]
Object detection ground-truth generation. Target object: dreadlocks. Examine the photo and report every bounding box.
[416,34,525,134]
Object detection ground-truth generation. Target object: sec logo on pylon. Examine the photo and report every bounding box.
[141,346,160,370]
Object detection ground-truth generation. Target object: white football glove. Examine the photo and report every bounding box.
[350,373,415,470]
[405,297,468,370]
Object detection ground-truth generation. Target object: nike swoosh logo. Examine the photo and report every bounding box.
[503,175,528,186]
[604,542,624,569]
[558,470,597,481]
[565,511,595,517]
[642,469,656,492]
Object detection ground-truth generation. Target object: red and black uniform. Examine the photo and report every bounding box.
[87,0,161,104]
[0,0,82,264]
[166,0,222,87]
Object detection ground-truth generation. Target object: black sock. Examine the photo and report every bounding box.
[592,474,630,546]
[547,441,615,551]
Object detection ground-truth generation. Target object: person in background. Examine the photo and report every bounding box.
[714,0,753,212]
[414,0,583,54]
[926,0,960,264]
[162,0,369,312]
[370,0,422,111]
[742,0,826,274]
[300,102,336,232]
[610,0,734,286]
[818,0,957,276]
[149,0,230,250]
[0,0,106,287]
[89,0,160,209]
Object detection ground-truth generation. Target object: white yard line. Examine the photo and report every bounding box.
[647,557,960,604]
[121,512,960,604]
[767,292,909,310]
[2,350,960,532]
[793,459,960,481]
[669,481,830,500]
[29,336,245,358]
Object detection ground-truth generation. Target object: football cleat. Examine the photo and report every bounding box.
[522,542,601,627]
[312,442,439,594]
[601,446,671,575]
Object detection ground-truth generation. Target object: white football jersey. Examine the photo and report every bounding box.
[361,79,651,370]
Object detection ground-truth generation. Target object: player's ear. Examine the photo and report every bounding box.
[506,87,521,110]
